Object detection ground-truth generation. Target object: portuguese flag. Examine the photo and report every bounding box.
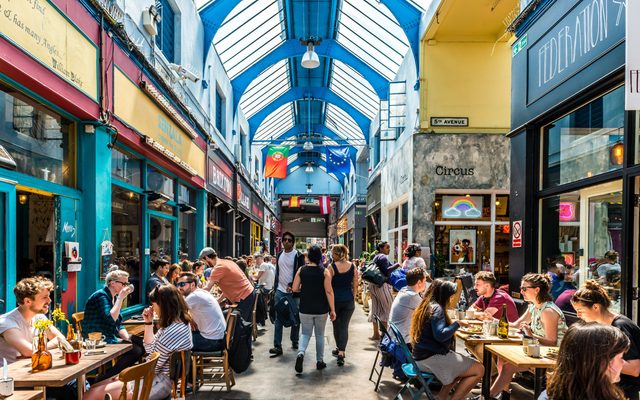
[264,146,289,178]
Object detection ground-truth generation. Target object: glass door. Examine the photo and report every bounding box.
[0,179,16,312]
[149,214,176,262]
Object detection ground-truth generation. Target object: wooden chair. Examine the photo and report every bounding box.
[369,314,392,392]
[388,323,437,400]
[72,311,84,338]
[251,289,260,341]
[116,352,160,400]
[191,312,237,392]
[169,350,191,399]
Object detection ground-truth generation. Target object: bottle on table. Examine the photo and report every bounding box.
[497,304,509,339]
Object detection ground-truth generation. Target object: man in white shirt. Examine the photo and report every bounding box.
[256,254,275,290]
[177,272,226,352]
[389,268,427,343]
[0,276,62,363]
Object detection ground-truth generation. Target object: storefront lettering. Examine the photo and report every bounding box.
[207,162,232,198]
[435,166,475,176]
[63,221,76,238]
[237,184,250,210]
[157,115,183,150]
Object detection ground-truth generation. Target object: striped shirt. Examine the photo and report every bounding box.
[144,322,193,376]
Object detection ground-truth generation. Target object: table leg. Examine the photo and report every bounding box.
[482,345,492,399]
[533,368,545,399]
[36,386,46,400]
[77,374,86,400]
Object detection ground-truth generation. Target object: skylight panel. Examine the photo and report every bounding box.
[330,60,379,120]
[240,60,290,118]
[254,103,295,141]
[325,104,363,141]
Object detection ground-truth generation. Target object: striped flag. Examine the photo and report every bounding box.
[290,196,299,207]
[319,196,330,214]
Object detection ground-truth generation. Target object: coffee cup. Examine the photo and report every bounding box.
[88,332,105,343]
[64,350,81,365]
[0,378,14,398]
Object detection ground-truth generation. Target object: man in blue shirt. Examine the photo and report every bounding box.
[82,268,144,381]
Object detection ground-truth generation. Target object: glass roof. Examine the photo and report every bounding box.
[319,165,340,180]
[336,0,409,80]
[213,0,286,79]
[254,102,295,141]
[288,153,299,163]
[240,60,290,119]
[324,104,364,141]
[330,60,379,120]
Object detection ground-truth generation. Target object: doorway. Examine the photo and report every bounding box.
[16,191,56,284]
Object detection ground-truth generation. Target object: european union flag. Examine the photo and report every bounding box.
[326,146,351,175]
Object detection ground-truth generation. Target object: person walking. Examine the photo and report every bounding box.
[369,241,397,340]
[269,232,305,357]
[328,244,358,366]
[292,245,336,373]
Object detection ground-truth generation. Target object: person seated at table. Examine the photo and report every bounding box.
[177,272,226,352]
[539,322,628,400]
[469,271,518,321]
[389,268,427,344]
[0,276,63,363]
[85,285,193,400]
[401,243,427,272]
[487,273,567,399]
[167,263,182,286]
[82,268,145,381]
[193,261,207,287]
[236,259,255,286]
[571,280,640,399]
[410,279,484,400]
[146,258,170,303]
[201,247,255,322]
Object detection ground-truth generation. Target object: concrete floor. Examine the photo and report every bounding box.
[190,304,535,400]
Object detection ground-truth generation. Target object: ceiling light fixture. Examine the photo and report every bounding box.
[301,40,320,69]
[305,163,314,173]
[303,140,314,151]
[306,183,313,194]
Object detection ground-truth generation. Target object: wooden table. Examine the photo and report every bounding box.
[455,331,523,346]
[482,344,558,399]
[9,344,132,400]
[3,390,43,400]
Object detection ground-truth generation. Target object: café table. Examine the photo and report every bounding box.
[4,390,43,400]
[9,343,132,400]
[482,344,558,399]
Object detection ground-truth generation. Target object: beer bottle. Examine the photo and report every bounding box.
[498,304,509,339]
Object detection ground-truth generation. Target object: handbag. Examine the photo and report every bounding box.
[362,262,386,287]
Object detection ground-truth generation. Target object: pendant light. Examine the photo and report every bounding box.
[301,41,320,69]
[302,96,314,150]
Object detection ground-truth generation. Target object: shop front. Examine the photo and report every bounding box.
[342,203,366,259]
[206,151,234,257]
[337,215,349,247]
[236,176,252,256]
[509,0,637,315]
[250,192,265,254]
[366,176,382,251]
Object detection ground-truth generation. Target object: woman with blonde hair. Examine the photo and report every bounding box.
[328,244,358,366]
[410,279,483,400]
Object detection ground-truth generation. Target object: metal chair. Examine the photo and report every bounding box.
[191,311,237,392]
[116,352,160,400]
[369,314,392,392]
[170,350,191,399]
[388,322,437,400]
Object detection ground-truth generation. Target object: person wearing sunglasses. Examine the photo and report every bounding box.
[82,267,144,381]
[483,273,567,399]
[177,272,226,352]
[269,232,305,357]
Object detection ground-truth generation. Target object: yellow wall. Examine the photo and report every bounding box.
[420,41,512,133]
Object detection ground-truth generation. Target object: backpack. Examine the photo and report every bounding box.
[254,289,268,326]
[274,294,299,327]
[227,311,253,373]
[362,262,386,287]
[388,269,407,291]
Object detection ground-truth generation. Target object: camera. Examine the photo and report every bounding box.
[168,63,200,83]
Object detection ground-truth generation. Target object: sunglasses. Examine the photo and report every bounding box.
[177,281,195,287]
[282,238,293,243]
[520,286,536,291]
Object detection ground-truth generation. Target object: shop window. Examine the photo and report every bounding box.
[157,0,176,63]
[147,167,174,215]
[150,215,174,261]
[178,185,195,258]
[111,148,141,186]
[0,83,76,187]
[215,86,225,137]
[433,194,491,222]
[539,181,622,313]
[387,202,409,262]
[542,86,624,189]
[111,186,142,306]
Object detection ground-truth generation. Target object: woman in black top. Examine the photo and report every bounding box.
[292,245,336,374]
[571,280,640,399]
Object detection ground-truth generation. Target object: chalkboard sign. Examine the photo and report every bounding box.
[458,273,478,306]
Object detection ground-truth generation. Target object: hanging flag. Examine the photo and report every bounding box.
[326,146,351,175]
[264,146,289,178]
[319,196,331,215]
[290,196,299,207]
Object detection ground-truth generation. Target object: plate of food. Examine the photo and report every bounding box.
[544,348,559,360]
[459,326,483,335]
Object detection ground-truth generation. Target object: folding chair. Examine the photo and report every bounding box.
[388,322,437,400]
[368,314,392,392]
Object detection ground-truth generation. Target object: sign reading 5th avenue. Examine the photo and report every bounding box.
[0,0,98,100]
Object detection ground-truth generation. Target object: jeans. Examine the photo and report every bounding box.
[332,300,355,352]
[273,290,300,348]
[235,290,256,322]
[192,331,225,352]
[298,312,328,362]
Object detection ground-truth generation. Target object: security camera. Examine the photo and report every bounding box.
[168,63,200,82]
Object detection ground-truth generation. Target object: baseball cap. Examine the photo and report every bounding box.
[198,247,217,259]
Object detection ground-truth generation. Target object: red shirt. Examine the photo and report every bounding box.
[210,259,254,303]
[473,289,519,322]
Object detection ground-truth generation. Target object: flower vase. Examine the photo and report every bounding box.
[31,334,52,372]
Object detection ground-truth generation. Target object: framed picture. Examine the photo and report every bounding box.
[449,229,476,265]
[562,252,575,267]
[117,231,132,249]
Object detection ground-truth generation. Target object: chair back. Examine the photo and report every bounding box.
[388,322,415,363]
[117,352,160,400]
[225,312,237,349]
[72,311,84,337]
[170,350,191,398]
[372,314,392,342]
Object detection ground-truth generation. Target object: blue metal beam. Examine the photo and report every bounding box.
[199,0,244,63]
[379,0,422,75]
[232,39,388,111]
[249,87,370,143]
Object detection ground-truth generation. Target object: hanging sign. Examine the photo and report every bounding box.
[100,240,114,278]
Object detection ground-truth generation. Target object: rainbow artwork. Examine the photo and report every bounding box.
[442,196,483,219]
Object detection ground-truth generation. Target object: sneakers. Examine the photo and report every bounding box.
[337,355,345,367]
[316,361,327,370]
[269,346,283,357]
[331,348,339,357]
[295,354,304,373]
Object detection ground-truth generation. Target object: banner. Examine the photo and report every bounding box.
[264,146,289,178]
[290,196,299,207]
[627,0,640,110]
[326,146,351,175]
[319,196,331,215]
